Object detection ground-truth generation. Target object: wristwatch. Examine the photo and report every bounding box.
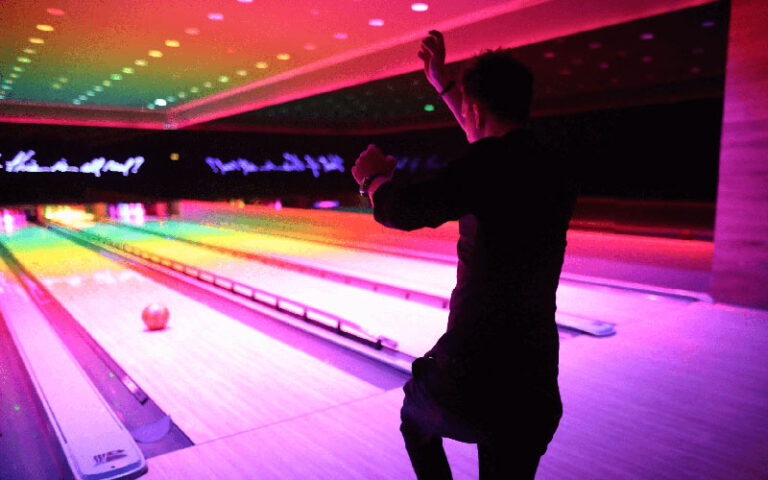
[359,173,385,197]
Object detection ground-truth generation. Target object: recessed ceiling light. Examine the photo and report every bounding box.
[334,32,348,40]
[165,40,180,48]
[36,24,54,32]
[255,61,268,69]
[3,79,12,84]
[59,77,67,82]
[73,99,81,105]
[52,83,61,89]
[369,19,384,27]
[17,57,32,63]
[135,59,148,66]
[203,81,213,88]
[155,98,167,106]
[110,73,122,81]
[208,13,223,21]
[424,104,435,112]
[218,75,230,83]
[147,103,156,110]
[148,50,163,58]
[78,95,87,101]
[276,53,290,61]
[236,70,247,76]
[238,0,253,3]
[190,86,200,93]
[29,38,45,44]
[411,3,428,12]
[23,48,36,54]
[13,66,25,72]
[166,96,176,102]
[94,86,103,92]
[102,80,111,86]
[185,27,200,35]
[10,73,19,78]
[47,8,66,16]
[86,91,95,96]
[178,92,186,98]
[122,67,134,74]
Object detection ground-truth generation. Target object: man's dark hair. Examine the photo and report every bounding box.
[461,49,534,123]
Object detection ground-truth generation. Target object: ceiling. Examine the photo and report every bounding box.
[0,0,723,131]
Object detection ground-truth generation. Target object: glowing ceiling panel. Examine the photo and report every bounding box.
[0,0,715,129]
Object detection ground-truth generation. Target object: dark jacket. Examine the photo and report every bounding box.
[373,128,576,423]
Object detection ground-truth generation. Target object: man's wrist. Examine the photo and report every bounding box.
[438,80,456,97]
[359,173,387,197]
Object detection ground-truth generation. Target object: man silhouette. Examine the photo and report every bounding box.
[352,30,576,479]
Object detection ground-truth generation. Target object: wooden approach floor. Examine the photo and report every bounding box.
[4,225,766,479]
[143,301,768,479]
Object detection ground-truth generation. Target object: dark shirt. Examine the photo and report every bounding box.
[373,128,576,418]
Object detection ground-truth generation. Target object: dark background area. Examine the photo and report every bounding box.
[0,97,723,206]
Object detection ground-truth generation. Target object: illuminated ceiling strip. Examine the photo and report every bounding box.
[169,0,553,118]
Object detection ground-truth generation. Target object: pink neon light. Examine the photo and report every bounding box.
[46,8,65,16]
[208,13,223,21]
[412,3,429,12]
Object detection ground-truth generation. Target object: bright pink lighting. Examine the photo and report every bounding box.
[46,7,65,16]
[411,3,429,12]
[640,33,654,40]
[369,19,384,27]
[208,13,224,21]
[185,27,200,35]
[333,32,348,40]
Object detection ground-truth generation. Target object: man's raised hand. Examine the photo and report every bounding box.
[418,30,448,91]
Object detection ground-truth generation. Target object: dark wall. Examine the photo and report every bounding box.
[0,98,722,206]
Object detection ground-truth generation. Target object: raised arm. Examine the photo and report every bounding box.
[418,31,467,134]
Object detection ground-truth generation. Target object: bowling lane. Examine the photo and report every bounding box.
[131,219,694,328]
[136,219,455,296]
[1,226,384,444]
[79,221,448,356]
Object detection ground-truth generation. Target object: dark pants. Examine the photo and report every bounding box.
[400,358,558,480]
